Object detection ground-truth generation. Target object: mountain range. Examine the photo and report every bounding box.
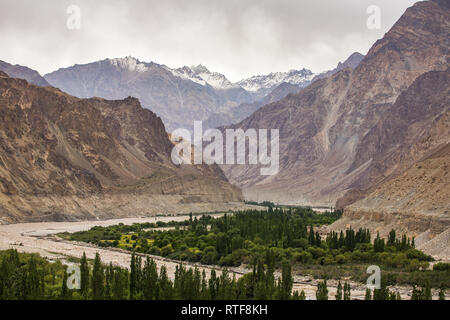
[0,0,448,258]
[219,0,449,257]
[43,57,320,132]
[2,53,364,134]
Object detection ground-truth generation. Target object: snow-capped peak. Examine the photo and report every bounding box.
[108,56,149,73]
[167,64,239,90]
[237,68,315,93]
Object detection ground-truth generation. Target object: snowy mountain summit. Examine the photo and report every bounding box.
[236,68,315,98]
[108,56,149,73]
[169,64,239,90]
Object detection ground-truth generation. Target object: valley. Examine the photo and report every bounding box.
[0,0,448,303]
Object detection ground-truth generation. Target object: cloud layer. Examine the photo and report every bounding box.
[0,0,417,81]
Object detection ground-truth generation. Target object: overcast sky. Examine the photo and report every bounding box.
[0,0,418,81]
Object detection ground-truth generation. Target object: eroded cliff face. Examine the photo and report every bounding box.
[329,143,450,260]
[0,71,242,224]
[337,68,450,208]
[221,1,449,206]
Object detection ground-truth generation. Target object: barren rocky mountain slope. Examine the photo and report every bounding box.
[337,67,450,208]
[221,0,449,207]
[330,143,450,260]
[0,60,50,87]
[0,71,242,224]
[312,52,364,82]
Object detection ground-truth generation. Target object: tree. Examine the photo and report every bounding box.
[200,269,210,300]
[26,258,41,299]
[279,260,293,300]
[104,262,114,299]
[439,286,446,300]
[343,282,351,300]
[373,283,389,300]
[143,257,158,300]
[316,280,328,300]
[158,265,173,300]
[80,252,89,298]
[335,281,343,300]
[129,253,137,299]
[308,226,315,245]
[209,269,219,300]
[61,267,68,299]
[374,232,385,253]
[411,285,422,300]
[112,267,128,300]
[388,229,396,246]
[92,252,104,300]
[365,288,372,300]
[423,281,432,300]
[299,290,306,300]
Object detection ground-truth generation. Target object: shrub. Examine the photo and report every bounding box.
[433,263,450,271]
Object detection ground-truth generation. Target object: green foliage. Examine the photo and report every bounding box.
[335,281,343,300]
[433,263,450,271]
[0,249,66,300]
[316,280,328,300]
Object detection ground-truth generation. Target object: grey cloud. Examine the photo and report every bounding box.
[0,0,417,81]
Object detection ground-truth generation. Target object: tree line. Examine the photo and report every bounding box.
[1,249,446,300]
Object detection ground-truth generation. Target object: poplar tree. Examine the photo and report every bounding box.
[316,280,328,300]
[280,260,293,300]
[299,290,306,300]
[365,288,372,300]
[143,257,158,300]
[343,282,351,300]
[92,252,104,300]
[61,268,68,299]
[129,254,137,299]
[80,252,89,298]
[158,265,173,300]
[438,286,446,300]
[335,281,343,300]
[424,281,432,300]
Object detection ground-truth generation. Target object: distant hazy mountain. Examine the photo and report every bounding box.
[236,68,315,100]
[204,82,302,129]
[44,57,253,132]
[0,60,50,86]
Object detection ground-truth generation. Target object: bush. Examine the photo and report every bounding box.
[161,244,173,257]
[433,263,450,271]
[335,254,347,264]
[200,246,217,265]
